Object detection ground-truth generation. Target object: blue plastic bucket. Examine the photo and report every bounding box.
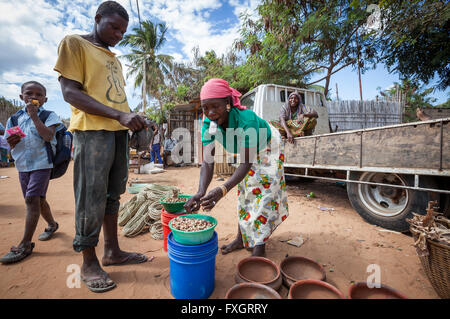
[167,231,218,299]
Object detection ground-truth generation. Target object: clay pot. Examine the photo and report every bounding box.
[280,256,326,288]
[288,280,345,299]
[235,256,283,291]
[348,282,408,299]
[225,283,282,299]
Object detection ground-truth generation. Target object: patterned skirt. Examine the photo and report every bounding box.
[236,124,289,247]
[269,117,317,137]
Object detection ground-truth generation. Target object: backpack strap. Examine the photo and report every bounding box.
[38,110,54,165]
[10,109,51,127]
[38,110,51,124]
[10,110,25,127]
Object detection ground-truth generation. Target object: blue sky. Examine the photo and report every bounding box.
[0,0,448,121]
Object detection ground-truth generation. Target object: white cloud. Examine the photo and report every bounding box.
[142,0,252,60]
[0,0,253,116]
[0,0,96,103]
[229,0,260,19]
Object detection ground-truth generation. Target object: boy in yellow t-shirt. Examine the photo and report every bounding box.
[54,1,148,293]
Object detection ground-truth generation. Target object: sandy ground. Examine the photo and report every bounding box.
[0,162,439,299]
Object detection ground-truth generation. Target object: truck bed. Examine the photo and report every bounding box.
[284,117,450,177]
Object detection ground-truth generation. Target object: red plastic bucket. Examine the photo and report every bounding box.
[161,208,192,251]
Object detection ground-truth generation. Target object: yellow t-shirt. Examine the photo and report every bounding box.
[54,34,130,131]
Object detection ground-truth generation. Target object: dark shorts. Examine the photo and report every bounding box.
[72,130,129,252]
[19,169,52,198]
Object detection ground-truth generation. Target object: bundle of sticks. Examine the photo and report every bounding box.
[407,201,450,256]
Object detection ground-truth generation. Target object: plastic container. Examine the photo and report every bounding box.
[169,214,217,245]
[167,231,218,299]
[161,208,192,252]
[159,194,192,212]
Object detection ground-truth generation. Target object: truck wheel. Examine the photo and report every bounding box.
[347,172,437,232]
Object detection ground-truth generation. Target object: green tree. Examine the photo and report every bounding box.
[119,20,175,113]
[374,0,449,90]
[377,79,438,122]
[236,0,377,96]
[435,99,450,108]
[191,47,253,95]
[0,96,22,127]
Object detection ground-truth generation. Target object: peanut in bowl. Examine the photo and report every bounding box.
[159,194,193,213]
[168,214,217,245]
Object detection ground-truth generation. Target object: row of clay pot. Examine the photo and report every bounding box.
[226,256,407,299]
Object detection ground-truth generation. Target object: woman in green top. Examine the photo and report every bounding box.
[185,79,289,257]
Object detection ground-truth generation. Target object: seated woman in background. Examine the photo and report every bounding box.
[270,92,318,144]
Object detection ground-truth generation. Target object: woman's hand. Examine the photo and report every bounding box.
[304,111,318,119]
[298,113,306,122]
[286,132,295,144]
[200,187,223,211]
[184,192,204,213]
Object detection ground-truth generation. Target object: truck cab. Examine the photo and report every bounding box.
[240,84,331,134]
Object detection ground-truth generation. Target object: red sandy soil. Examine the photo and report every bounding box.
[0,163,439,298]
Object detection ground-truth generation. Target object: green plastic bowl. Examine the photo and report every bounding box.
[160,194,193,213]
[168,214,217,245]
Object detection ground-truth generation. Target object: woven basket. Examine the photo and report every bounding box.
[412,230,450,299]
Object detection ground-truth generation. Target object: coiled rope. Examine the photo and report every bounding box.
[118,184,179,239]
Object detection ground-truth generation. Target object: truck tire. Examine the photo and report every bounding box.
[347,172,437,232]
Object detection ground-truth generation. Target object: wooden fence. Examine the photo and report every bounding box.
[327,100,402,132]
[214,141,237,176]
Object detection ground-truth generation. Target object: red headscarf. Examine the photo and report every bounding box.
[200,78,246,110]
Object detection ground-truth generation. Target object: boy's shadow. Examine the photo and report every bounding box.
[0,205,26,220]
[42,231,73,244]
[32,232,75,257]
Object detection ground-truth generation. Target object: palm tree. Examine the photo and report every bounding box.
[119,20,175,113]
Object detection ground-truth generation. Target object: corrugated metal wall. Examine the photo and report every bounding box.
[327,100,402,132]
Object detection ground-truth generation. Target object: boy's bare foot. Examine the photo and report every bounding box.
[221,237,244,255]
[102,250,148,266]
[81,261,116,293]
